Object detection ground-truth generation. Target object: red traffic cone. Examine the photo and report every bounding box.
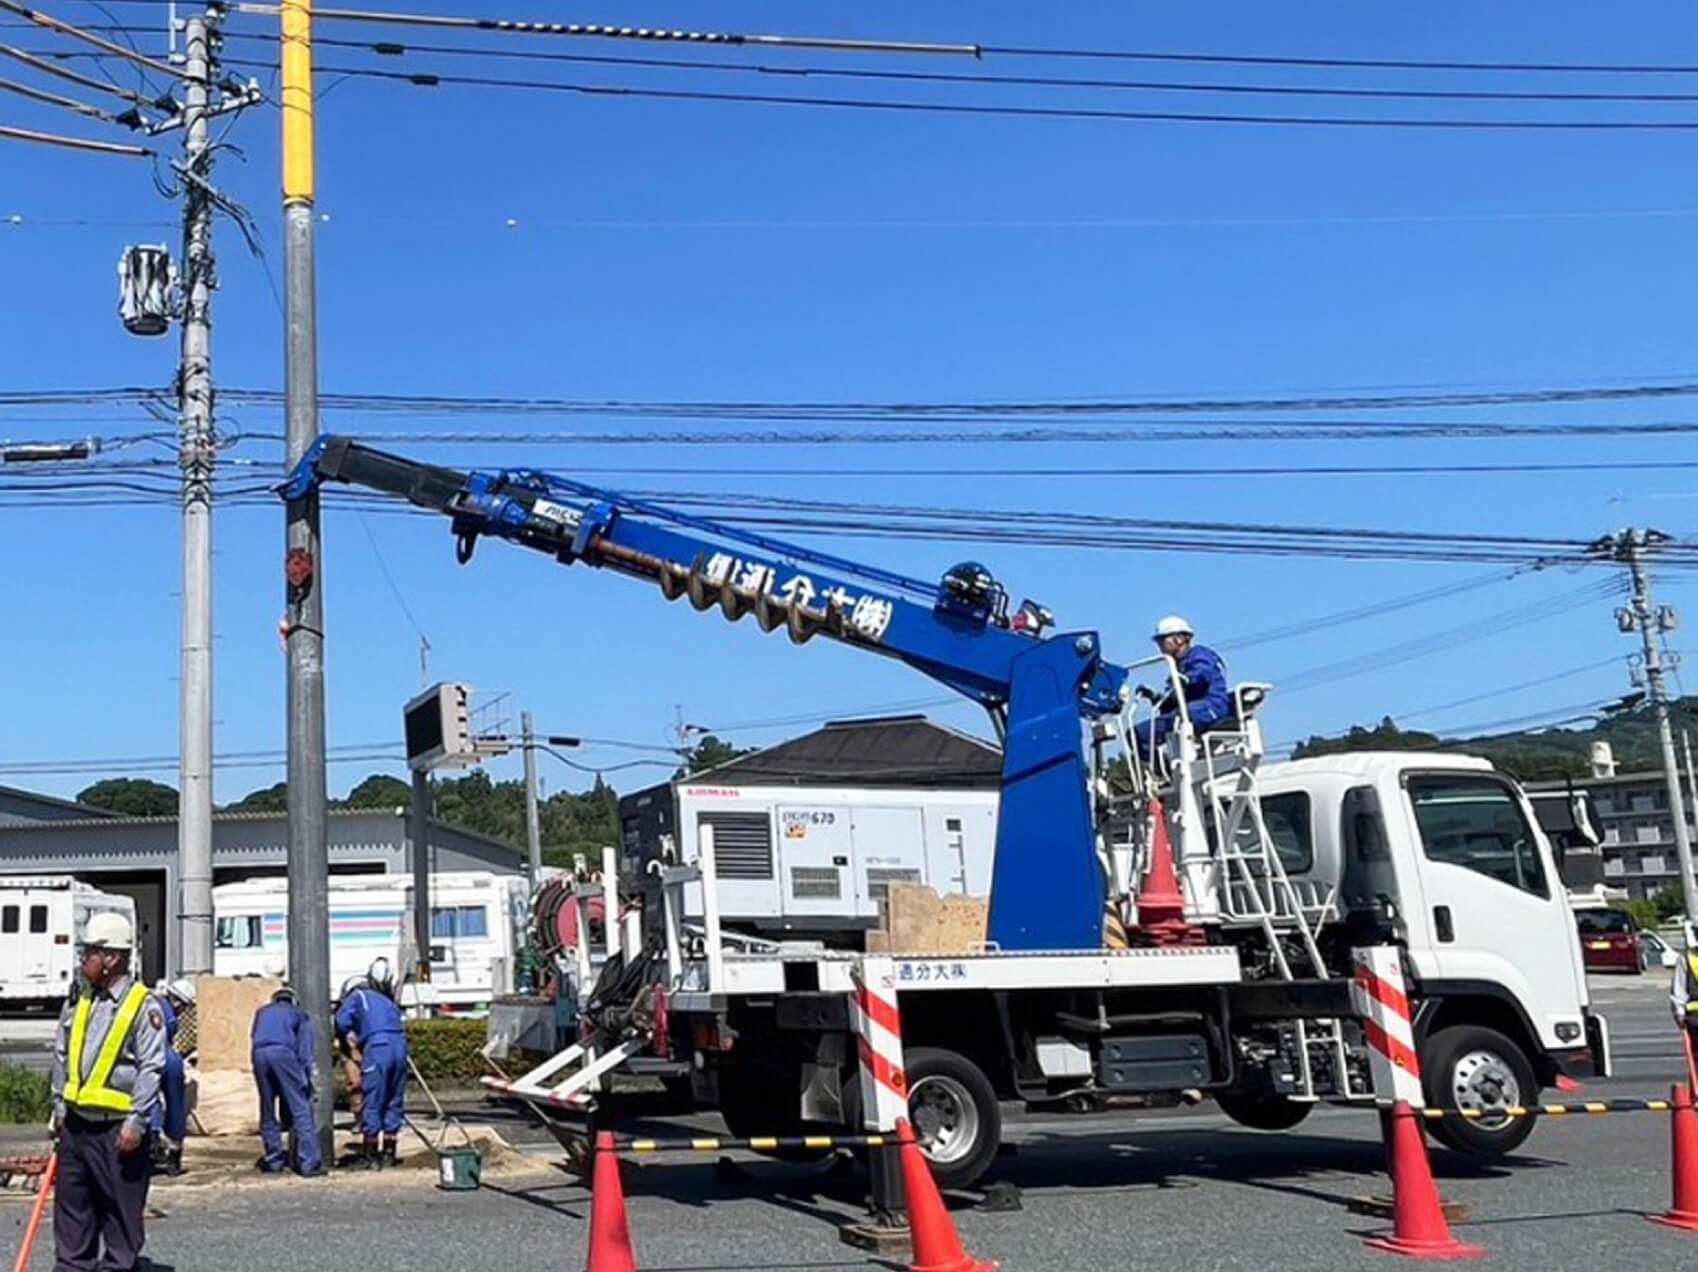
[1135,800,1204,945]
[585,1131,638,1272]
[1364,1102,1484,1260]
[1649,1082,1698,1233]
[894,1120,997,1272]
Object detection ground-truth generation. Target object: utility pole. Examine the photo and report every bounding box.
[280,0,332,1156]
[522,711,543,886]
[175,9,217,979]
[410,768,431,986]
[1604,530,1698,921]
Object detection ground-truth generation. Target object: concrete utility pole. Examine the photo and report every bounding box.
[175,10,217,978]
[280,0,332,1155]
[522,711,543,886]
[1608,530,1698,921]
[411,769,431,984]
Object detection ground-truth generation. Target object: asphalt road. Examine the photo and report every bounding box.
[5,973,1692,1271]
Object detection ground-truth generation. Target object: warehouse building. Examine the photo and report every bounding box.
[0,787,523,983]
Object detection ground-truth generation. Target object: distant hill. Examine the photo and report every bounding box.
[1291,697,1698,782]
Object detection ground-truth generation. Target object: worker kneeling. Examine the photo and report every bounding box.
[1132,615,1232,752]
[252,985,323,1176]
[335,958,408,1169]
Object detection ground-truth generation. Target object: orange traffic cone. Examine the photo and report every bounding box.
[1134,800,1204,945]
[585,1131,638,1272]
[1363,1102,1484,1260]
[1650,1082,1698,1233]
[894,1120,997,1272]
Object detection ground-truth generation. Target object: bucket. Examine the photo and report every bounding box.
[437,1146,483,1191]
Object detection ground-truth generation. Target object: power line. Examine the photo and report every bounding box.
[0,0,184,81]
[216,31,1698,105]
[0,69,112,118]
[1394,655,1626,723]
[1216,569,1520,651]
[16,375,1698,416]
[0,41,160,106]
[0,118,150,153]
[222,57,1698,131]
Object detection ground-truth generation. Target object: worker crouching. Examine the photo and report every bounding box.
[335,958,409,1168]
[252,984,324,1176]
[49,912,167,1272]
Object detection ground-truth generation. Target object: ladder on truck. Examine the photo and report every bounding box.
[1118,664,1361,1103]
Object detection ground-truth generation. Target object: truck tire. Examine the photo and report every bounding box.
[1419,1024,1538,1156]
[1213,1091,1313,1132]
[717,1063,832,1162]
[903,1047,1002,1192]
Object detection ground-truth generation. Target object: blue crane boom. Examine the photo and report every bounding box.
[281,435,1131,950]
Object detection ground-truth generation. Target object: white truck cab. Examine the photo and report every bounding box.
[1253,752,1602,1150]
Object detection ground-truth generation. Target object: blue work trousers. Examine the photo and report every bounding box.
[254,1045,321,1173]
[149,1050,186,1143]
[359,1036,408,1137]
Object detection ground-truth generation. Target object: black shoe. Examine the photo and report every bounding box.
[255,1159,286,1174]
[381,1141,398,1169]
[295,1164,326,1178]
[165,1147,184,1177]
[360,1140,383,1171]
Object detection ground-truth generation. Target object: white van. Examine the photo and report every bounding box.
[0,875,137,1008]
[212,871,528,1011]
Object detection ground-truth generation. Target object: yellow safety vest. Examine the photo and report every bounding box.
[63,983,149,1114]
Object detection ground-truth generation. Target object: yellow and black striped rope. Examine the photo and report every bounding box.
[616,1133,890,1153]
[1400,1097,1675,1121]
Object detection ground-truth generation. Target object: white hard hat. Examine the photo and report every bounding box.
[1153,615,1194,641]
[167,977,197,1005]
[340,975,366,1000]
[82,911,134,952]
[367,956,393,987]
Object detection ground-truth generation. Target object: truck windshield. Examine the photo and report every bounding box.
[1408,775,1549,899]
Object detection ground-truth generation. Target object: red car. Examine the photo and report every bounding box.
[1574,907,1641,974]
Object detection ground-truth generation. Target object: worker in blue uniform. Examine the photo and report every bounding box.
[149,978,195,1175]
[1133,615,1232,752]
[251,984,323,1176]
[335,958,408,1169]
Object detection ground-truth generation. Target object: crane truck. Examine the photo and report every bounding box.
[282,438,1607,1188]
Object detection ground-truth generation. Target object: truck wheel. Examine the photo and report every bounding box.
[717,1064,831,1162]
[1420,1024,1538,1156]
[903,1047,1002,1192]
[1214,1091,1313,1131]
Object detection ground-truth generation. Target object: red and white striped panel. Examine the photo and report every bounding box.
[851,956,909,1131]
[1349,945,1424,1105]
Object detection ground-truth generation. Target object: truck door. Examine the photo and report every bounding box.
[1397,771,1588,1049]
[850,806,927,920]
[777,805,856,918]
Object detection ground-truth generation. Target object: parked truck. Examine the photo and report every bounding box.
[212,871,528,1012]
[0,875,137,1010]
[281,437,1608,1187]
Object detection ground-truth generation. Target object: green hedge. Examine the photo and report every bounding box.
[0,1063,52,1124]
[403,1019,489,1085]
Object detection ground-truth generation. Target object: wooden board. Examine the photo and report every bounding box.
[193,976,281,1072]
[192,1067,259,1137]
[867,883,987,956]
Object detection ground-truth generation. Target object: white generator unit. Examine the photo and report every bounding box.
[0,875,137,1008]
[665,783,997,940]
[212,871,528,1011]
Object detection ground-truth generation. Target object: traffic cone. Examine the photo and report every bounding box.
[1649,1082,1698,1233]
[1134,800,1204,945]
[1363,1102,1484,1260]
[585,1131,637,1272]
[894,1120,997,1272]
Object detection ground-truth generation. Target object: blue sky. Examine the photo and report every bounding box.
[3,1,1697,805]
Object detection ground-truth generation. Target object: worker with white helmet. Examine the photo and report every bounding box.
[334,957,410,1168]
[251,984,323,1176]
[333,974,368,1125]
[1132,615,1233,753]
[49,911,169,1271]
